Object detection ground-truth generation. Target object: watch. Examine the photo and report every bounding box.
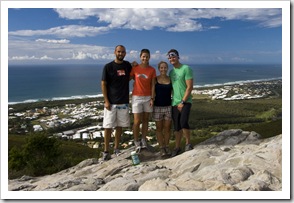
[180,100,185,104]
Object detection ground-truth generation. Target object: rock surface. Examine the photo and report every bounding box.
[8,129,282,191]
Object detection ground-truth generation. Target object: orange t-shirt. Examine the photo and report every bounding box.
[130,65,156,96]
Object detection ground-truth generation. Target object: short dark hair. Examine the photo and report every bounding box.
[140,49,150,57]
[115,45,126,51]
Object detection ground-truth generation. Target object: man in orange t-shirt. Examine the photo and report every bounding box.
[130,49,156,152]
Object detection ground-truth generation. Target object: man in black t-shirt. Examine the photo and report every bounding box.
[101,45,132,161]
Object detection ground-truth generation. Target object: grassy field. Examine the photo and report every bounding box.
[189,95,282,138]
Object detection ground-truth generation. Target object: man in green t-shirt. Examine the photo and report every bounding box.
[168,49,194,157]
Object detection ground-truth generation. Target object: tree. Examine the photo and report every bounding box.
[22,133,61,176]
[8,146,25,171]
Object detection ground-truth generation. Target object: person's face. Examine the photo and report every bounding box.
[140,53,150,64]
[168,55,179,65]
[115,46,126,61]
[159,63,168,75]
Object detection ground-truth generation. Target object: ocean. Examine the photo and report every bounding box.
[8,64,282,104]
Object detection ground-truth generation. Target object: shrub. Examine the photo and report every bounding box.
[9,132,62,177]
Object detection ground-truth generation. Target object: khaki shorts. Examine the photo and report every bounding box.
[103,104,130,128]
[132,96,153,113]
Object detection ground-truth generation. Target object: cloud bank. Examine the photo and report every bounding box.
[8,8,282,64]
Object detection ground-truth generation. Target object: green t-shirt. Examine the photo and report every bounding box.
[169,64,193,106]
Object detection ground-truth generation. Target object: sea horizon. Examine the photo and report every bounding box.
[8,63,282,105]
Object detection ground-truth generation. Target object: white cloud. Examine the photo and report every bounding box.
[209,26,220,30]
[10,55,37,60]
[54,8,189,32]
[231,56,253,63]
[167,19,203,32]
[8,39,114,63]
[8,8,282,64]
[71,51,114,61]
[129,50,139,59]
[9,25,110,38]
[54,8,100,20]
[53,8,282,32]
[151,50,164,61]
[10,55,55,61]
[40,55,54,60]
[9,8,281,39]
[199,8,282,28]
[8,38,144,63]
[36,39,70,44]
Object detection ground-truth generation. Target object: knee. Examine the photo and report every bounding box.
[133,119,141,126]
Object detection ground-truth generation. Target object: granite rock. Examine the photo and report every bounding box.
[8,129,282,191]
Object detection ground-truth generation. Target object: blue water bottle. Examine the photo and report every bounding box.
[131,151,140,165]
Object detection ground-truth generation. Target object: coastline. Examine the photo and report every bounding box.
[8,77,282,106]
[194,77,282,89]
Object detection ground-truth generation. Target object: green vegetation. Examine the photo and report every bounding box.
[189,96,282,137]
[8,133,98,179]
[9,133,61,178]
[8,93,282,179]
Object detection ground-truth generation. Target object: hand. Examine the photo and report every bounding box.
[104,101,111,111]
[131,61,138,67]
[177,103,184,111]
[149,99,154,107]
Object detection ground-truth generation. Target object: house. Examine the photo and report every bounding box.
[33,125,43,132]
[63,130,75,139]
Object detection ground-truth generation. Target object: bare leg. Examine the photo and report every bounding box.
[182,128,191,145]
[174,130,183,149]
[133,113,142,142]
[163,119,172,147]
[114,127,122,149]
[104,128,112,152]
[155,120,164,148]
[141,112,150,140]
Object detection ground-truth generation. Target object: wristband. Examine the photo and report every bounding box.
[180,100,185,104]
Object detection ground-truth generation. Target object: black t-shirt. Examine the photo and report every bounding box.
[101,61,132,104]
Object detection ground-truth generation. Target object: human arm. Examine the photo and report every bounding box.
[129,66,135,81]
[101,80,111,110]
[177,79,193,110]
[150,76,156,107]
[182,78,193,102]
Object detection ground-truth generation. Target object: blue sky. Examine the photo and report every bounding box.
[6,2,285,65]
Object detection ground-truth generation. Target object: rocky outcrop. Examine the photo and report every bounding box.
[8,129,282,191]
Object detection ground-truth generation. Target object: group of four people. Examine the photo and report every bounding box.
[101,45,193,161]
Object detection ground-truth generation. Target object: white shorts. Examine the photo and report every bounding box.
[132,96,153,113]
[103,104,130,128]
